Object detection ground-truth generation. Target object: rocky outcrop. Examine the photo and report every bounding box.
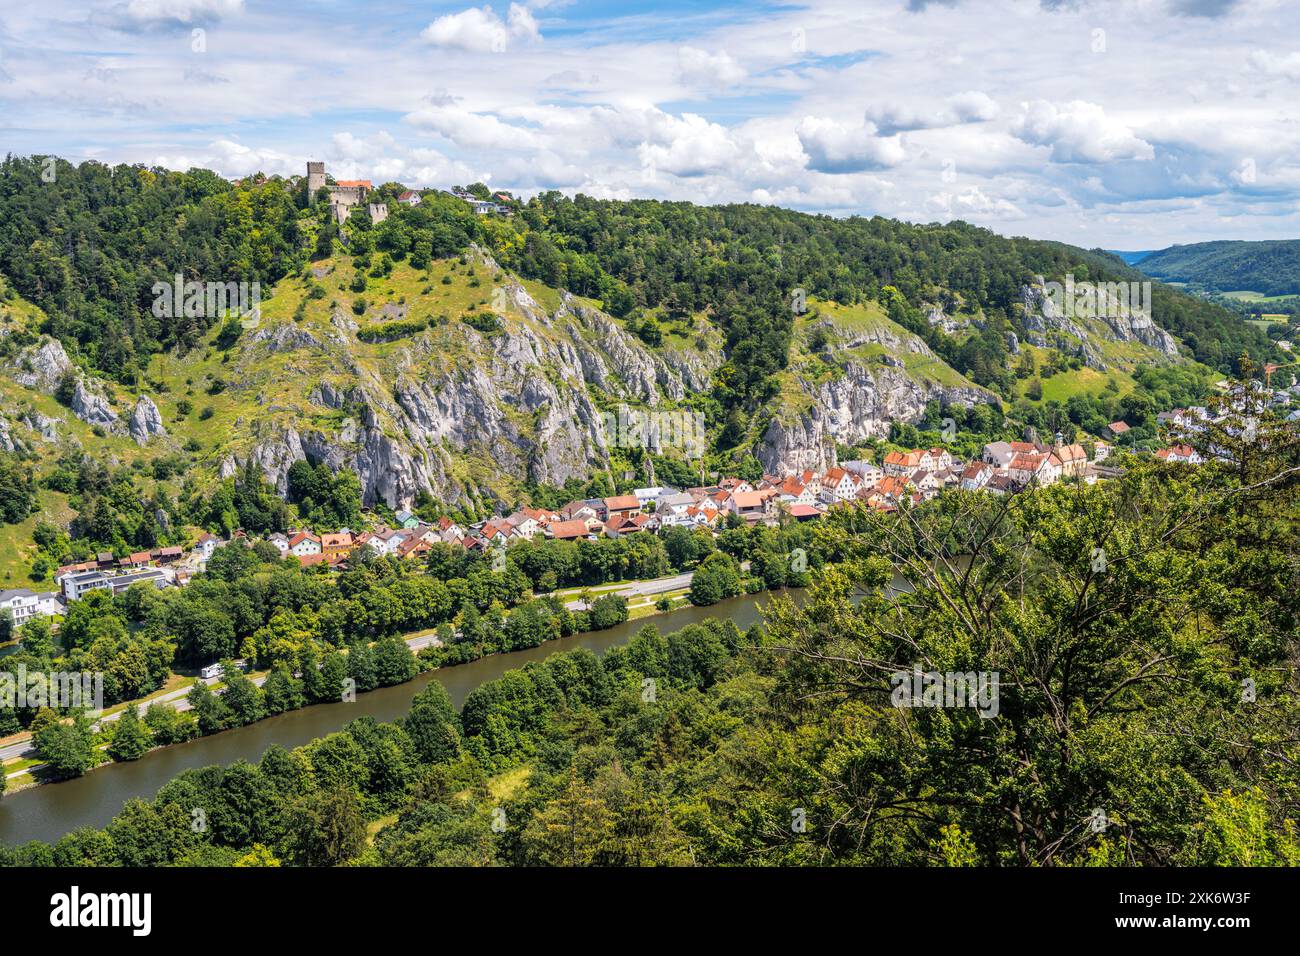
[1018,282,1179,368]
[223,277,717,508]
[0,409,61,452]
[9,338,72,392]
[128,395,167,446]
[757,362,998,474]
[926,303,968,335]
[22,410,60,441]
[245,323,324,354]
[71,379,118,430]
[1101,310,1179,356]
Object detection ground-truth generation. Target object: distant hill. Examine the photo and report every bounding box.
[1134,239,1300,296]
[1106,250,1157,266]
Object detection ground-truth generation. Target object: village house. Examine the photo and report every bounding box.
[788,503,825,522]
[0,588,64,626]
[840,460,883,488]
[503,509,545,540]
[62,567,169,602]
[718,477,753,494]
[603,494,643,521]
[479,519,515,545]
[606,513,650,536]
[875,475,910,503]
[321,532,354,557]
[437,516,466,539]
[908,469,943,499]
[982,441,1014,468]
[777,476,819,507]
[1008,452,1062,487]
[960,461,994,491]
[54,561,97,583]
[288,531,323,558]
[921,448,954,471]
[560,500,602,522]
[633,487,674,507]
[656,491,697,518]
[396,536,432,561]
[684,503,720,527]
[195,532,220,562]
[883,449,925,476]
[728,490,770,521]
[986,473,1018,496]
[1155,444,1203,465]
[798,470,824,499]
[547,518,600,541]
[821,467,861,503]
[1053,442,1089,478]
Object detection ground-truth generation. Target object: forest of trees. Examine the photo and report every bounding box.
[1137,238,1300,297]
[5,393,1297,865]
[0,508,823,748]
[0,156,1275,453]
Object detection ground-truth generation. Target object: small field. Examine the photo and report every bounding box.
[0,490,73,587]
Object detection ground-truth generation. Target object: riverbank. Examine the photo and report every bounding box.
[1,582,702,794]
[0,587,789,846]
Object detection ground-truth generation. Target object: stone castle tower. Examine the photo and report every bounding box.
[306,161,325,195]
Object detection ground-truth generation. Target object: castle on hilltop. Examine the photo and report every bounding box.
[307,161,385,225]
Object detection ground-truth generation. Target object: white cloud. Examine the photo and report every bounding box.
[102,0,244,30]
[404,104,540,150]
[6,0,1300,246]
[947,91,1000,124]
[637,113,743,177]
[866,91,999,134]
[1012,100,1154,163]
[507,4,541,43]
[676,47,746,89]
[150,138,296,178]
[421,4,541,54]
[1248,49,1300,79]
[925,185,1024,221]
[796,116,905,173]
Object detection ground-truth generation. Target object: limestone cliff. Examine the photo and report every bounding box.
[212,250,722,509]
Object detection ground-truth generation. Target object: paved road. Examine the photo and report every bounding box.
[2,633,447,774]
[562,571,694,610]
[6,571,698,766]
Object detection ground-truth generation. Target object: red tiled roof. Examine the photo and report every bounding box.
[549,519,592,540]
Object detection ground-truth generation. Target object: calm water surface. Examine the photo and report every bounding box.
[0,589,800,846]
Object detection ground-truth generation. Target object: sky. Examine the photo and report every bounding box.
[1,0,1298,249]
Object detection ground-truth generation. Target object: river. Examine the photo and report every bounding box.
[0,589,795,847]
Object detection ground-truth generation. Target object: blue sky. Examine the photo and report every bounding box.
[1,0,1298,248]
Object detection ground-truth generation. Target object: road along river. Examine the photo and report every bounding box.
[0,589,799,847]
